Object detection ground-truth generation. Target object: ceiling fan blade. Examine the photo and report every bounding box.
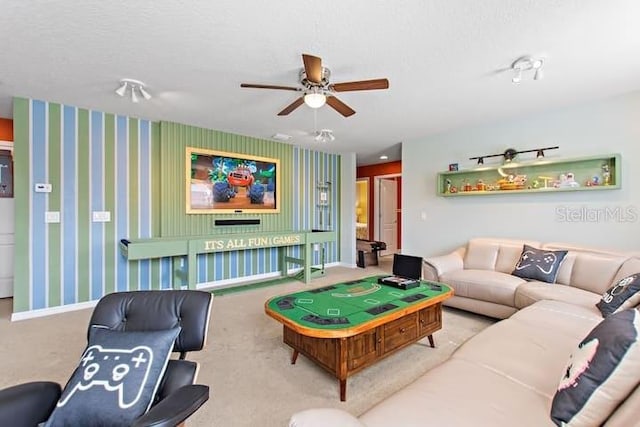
[326,96,356,117]
[241,83,300,91]
[302,54,322,84]
[330,78,389,92]
[277,97,305,116]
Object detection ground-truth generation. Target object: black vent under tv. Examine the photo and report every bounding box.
[215,219,260,226]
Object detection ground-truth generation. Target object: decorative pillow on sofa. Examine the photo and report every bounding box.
[44,326,180,427]
[550,309,640,427]
[511,244,567,283]
[596,273,640,318]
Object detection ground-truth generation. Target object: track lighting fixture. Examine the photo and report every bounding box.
[115,81,128,97]
[314,129,335,143]
[470,146,559,165]
[115,78,152,103]
[511,56,545,84]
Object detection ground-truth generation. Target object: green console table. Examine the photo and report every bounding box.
[119,230,337,289]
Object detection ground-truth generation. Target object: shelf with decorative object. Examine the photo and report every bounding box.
[437,153,620,197]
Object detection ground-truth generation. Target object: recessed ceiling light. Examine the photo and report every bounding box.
[380,155,388,160]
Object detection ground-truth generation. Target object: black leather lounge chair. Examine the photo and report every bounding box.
[0,290,213,427]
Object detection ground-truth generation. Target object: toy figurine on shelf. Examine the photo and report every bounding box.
[586,176,600,187]
[445,179,452,193]
[463,179,472,192]
[476,179,485,191]
[602,163,611,185]
[558,172,580,188]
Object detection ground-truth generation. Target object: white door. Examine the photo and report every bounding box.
[0,144,13,298]
[379,178,398,256]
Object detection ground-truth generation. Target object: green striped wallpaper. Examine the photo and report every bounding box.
[13,100,341,314]
[159,121,294,236]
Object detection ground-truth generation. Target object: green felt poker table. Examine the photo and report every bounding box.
[264,275,453,401]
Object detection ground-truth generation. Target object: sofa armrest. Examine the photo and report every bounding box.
[289,408,366,427]
[423,248,465,281]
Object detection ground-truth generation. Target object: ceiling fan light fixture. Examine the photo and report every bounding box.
[304,92,326,109]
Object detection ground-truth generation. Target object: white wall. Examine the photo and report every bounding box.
[402,90,640,257]
[340,152,357,267]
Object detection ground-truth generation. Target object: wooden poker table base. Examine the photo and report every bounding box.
[281,300,445,401]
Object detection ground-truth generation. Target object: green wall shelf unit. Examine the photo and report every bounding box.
[436,154,620,197]
[120,229,337,288]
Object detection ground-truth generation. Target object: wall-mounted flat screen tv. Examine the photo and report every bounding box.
[186,147,280,214]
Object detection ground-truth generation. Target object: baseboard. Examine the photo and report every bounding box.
[11,300,98,322]
[12,263,344,320]
[197,262,342,291]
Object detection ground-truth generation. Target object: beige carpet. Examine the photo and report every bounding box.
[0,258,494,426]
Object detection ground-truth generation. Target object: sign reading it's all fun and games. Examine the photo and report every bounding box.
[200,233,303,252]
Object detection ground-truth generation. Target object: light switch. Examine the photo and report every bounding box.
[35,183,52,193]
[92,211,111,222]
[45,211,60,223]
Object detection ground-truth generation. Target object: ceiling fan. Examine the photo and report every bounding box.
[240,53,389,117]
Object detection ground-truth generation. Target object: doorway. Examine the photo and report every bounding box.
[355,178,369,240]
[0,141,13,298]
[375,175,399,256]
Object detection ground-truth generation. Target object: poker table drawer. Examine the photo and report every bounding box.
[383,312,418,353]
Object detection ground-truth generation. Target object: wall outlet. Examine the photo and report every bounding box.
[92,211,111,222]
[45,211,60,223]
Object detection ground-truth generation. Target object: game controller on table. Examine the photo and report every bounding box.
[57,345,153,409]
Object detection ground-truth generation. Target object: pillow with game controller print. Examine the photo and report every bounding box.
[596,273,640,317]
[43,325,180,427]
[551,309,640,426]
[511,244,567,283]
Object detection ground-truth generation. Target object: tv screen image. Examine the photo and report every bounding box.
[186,147,280,214]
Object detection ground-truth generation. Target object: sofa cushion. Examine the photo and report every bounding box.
[464,239,501,271]
[510,300,602,338]
[596,273,640,317]
[569,253,627,295]
[512,245,567,283]
[551,309,640,427]
[515,281,602,310]
[439,269,525,306]
[453,301,601,397]
[359,358,556,427]
[464,238,541,272]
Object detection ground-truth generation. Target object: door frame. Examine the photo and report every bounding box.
[0,140,13,299]
[373,173,401,252]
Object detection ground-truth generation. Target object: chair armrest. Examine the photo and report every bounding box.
[423,248,465,280]
[132,384,209,427]
[289,408,366,427]
[0,381,61,427]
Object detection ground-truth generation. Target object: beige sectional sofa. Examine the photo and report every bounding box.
[423,238,640,319]
[289,238,640,427]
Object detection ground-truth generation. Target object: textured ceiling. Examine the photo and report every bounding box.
[2,1,640,165]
